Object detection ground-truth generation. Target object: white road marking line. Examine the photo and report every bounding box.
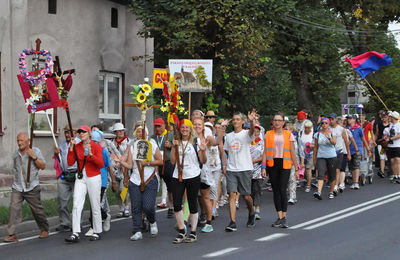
[304,195,400,230]
[203,247,240,258]
[0,207,169,247]
[290,191,400,229]
[255,233,288,242]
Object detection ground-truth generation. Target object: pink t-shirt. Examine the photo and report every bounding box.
[274,133,295,158]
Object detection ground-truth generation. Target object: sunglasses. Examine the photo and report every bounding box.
[205,116,215,119]
[78,130,88,134]
[321,122,329,125]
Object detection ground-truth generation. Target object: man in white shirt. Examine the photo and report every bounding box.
[384,111,400,182]
[223,110,257,232]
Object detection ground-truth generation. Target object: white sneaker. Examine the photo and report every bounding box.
[130,231,143,241]
[85,228,94,237]
[150,222,158,236]
[288,198,295,205]
[305,186,311,193]
[354,183,360,189]
[103,213,111,232]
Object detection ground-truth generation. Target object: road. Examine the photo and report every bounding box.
[1,177,399,260]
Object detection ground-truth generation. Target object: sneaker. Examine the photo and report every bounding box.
[130,231,143,241]
[103,213,111,232]
[235,201,239,209]
[333,189,338,196]
[116,211,124,218]
[328,193,335,199]
[150,222,158,236]
[89,233,100,241]
[271,218,281,228]
[201,224,214,233]
[288,198,295,205]
[389,175,394,181]
[350,183,360,189]
[313,192,322,200]
[350,183,356,189]
[225,221,237,232]
[218,199,225,207]
[184,233,197,243]
[65,233,80,243]
[85,228,94,237]
[3,235,18,243]
[377,169,385,178]
[173,232,186,244]
[311,182,318,188]
[56,225,71,232]
[157,202,167,208]
[280,218,289,228]
[123,209,130,217]
[339,184,345,193]
[167,208,174,218]
[247,214,256,228]
[305,186,311,193]
[255,212,261,220]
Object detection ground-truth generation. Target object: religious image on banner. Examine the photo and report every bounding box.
[168,59,213,93]
[132,139,152,161]
[17,70,59,113]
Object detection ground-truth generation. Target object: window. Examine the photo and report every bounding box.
[99,72,124,131]
[111,8,118,28]
[48,0,57,14]
[32,109,57,136]
[0,52,3,136]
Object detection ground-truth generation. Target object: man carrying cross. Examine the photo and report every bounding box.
[3,132,49,242]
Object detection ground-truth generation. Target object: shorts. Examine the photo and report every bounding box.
[377,145,387,161]
[335,153,344,169]
[340,154,348,172]
[387,147,400,159]
[226,170,252,196]
[349,154,361,171]
[209,170,222,201]
[305,156,315,170]
[200,182,210,190]
[316,157,336,182]
[160,160,175,192]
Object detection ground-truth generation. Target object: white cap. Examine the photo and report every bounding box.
[204,122,214,129]
[284,116,289,122]
[390,111,399,120]
[112,122,126,132]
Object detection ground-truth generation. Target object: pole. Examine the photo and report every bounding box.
[364,78,389,111]
[188,92,192,119]
[65,107,81,178]
[26,113,35,188]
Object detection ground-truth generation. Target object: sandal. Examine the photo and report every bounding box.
[173,233,186,244]
[184,233,197,243]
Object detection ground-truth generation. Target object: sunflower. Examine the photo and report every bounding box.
[142,84,152,93]
[136,92,147,103]
[140,103,147,110]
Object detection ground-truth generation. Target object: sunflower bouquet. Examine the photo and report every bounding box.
[130,78,155,111]
[160,74,185,115]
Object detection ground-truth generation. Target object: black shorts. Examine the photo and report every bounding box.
[316,157,337,182]
[200,182,210,190]
[387,147,400,159]
[340,154,348,172]
[335,153,344,170]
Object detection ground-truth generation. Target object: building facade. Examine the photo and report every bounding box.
[0,0,154,172]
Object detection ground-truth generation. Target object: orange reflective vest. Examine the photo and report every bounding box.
[265,130,293,169]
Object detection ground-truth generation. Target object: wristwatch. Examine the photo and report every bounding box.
[32,157,38,162]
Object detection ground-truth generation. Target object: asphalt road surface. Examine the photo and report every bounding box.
[1,177,399,260]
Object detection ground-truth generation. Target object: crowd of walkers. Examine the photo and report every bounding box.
[3,108,400,244]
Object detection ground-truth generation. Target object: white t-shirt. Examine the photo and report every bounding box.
[384,122,400,148]
[173,139,202,179]
[224,129,254,172]
[130,139,158,186]
[298,131,314,158]
[207,143,221,172]
[205,127,213,138]
[331,125,345,152]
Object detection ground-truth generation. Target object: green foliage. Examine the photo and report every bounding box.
[193,66,210,87]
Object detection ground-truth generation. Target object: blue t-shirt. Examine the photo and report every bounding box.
[348,126,364,155]
[100,148,111,187]
[314,131,337,158]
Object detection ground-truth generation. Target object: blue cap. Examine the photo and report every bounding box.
[91,129,104,143]
[328,113,337,118]
[347,114,357,119]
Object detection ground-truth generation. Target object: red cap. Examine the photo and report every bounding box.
[154,118,165,126]
[254,124,261,130]
[78,125,91,133]
[297,111,307,120]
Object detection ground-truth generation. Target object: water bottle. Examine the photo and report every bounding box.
[84,147,89,156]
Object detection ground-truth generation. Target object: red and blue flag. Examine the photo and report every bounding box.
[345,51,392,79]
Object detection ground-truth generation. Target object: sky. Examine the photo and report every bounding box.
[388,22,400,48]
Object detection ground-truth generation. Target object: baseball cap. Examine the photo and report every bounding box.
[328,113,337,118]
[77,125,91,133]
[154,118,165,126]
[204,122,214,129]
[112,122,126,132]
[297,111,307,120]
[347,114,357,120]
[254,124,261,130]
[390,111,399,120]
[304,120,313,128]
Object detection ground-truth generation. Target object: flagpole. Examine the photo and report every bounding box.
[364,78,389,111]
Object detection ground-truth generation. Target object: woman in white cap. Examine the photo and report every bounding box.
[117,125,163,241]
[298,120,315,193]
[65,125,104,243]
[384,111,400,183]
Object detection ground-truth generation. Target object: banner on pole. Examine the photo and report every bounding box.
[152,68,168,89]
[168,59,213,93]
